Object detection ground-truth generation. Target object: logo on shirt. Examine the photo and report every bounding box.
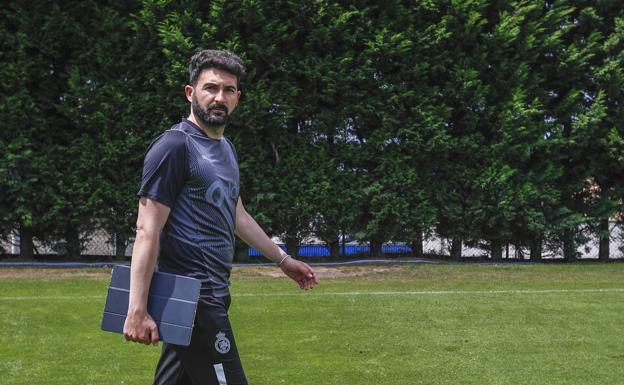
[205,180,238,207]
[201,154,215,162]
[215,331,231,354]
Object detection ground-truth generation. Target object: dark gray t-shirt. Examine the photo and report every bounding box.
[138,118,240,297]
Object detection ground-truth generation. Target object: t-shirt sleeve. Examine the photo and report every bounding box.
[137,130,189,208]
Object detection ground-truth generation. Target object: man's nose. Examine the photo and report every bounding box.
[214,89,226,103]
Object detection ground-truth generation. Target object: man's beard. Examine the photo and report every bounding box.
[192,97,229,128]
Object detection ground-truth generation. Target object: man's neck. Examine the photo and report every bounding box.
[188,114,225,140]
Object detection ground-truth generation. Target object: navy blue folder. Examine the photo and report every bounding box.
[101,265,201,346]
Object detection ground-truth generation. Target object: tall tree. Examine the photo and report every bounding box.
[571,2,624,261]
[1,1,104,257]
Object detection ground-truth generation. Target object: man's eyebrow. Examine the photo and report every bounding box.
[202,82,238,90]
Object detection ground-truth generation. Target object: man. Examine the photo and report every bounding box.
[123,49,318,385]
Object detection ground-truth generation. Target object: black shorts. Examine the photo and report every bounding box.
[153,295,248,385]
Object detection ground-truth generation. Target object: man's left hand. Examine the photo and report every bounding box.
[279,257,318,290]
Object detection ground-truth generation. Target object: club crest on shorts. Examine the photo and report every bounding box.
[215,331,231,354]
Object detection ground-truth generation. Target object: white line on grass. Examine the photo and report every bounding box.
[236,288,624,297]
[1,288,624,300]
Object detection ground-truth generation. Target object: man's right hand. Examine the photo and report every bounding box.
[123,310,160,345]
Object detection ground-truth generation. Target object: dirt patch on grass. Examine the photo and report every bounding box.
[0,265,411,280]
[233,265,407,279]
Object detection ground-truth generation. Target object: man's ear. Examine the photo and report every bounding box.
[185,85,194,102]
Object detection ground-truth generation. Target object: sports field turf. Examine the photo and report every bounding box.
[0,263,623,385]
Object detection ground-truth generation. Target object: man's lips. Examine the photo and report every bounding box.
[208,105,228,115]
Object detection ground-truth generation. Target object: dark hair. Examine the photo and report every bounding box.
[188,49,246,87]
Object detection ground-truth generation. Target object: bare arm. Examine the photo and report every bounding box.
[234,198,318,289]
[123,197,171,345]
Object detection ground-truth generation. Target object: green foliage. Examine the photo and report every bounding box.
[1,0,623,259]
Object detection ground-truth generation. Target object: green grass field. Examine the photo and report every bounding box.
[1,263,623,385]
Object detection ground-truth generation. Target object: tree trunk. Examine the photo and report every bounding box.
[411,226,423,258]
[490,239,502,261]
[530,235,542,262]
[234,247,249,262]
[19,226,34,259]
[115,233,128,260]
[450,238,462,260]
[328,240,340,258]
[285,239,299,258]
[598,218,610,262]
[233,238,249,262]
[370,239,383,258]
[65,227,81,258]
[563,228,576,262]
